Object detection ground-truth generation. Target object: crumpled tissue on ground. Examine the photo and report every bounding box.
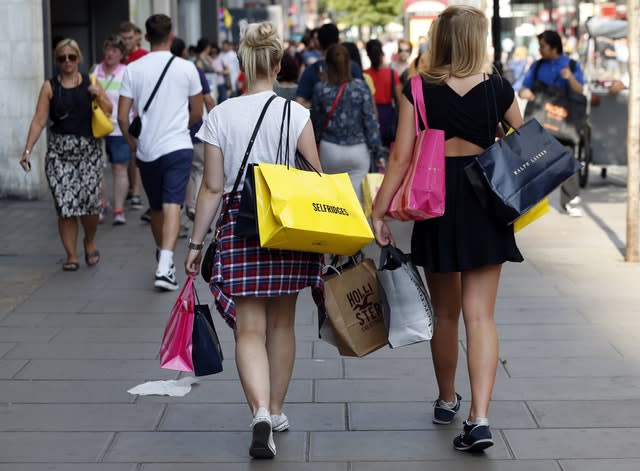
[127,376,200,397]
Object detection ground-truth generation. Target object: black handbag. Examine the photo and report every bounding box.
[465,118,580,225]
[192,287,223,376]
[128,56,176,138]
[200,94,278,282]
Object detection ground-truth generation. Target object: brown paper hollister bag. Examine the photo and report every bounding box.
[322,258,387,357]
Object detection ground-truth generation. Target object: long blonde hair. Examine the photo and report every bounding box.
[237,22,283,87]
[420,5,488,84]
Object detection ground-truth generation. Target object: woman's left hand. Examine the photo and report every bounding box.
[88,82,100,98]
[184,249,203,277]
[371,216,395,247]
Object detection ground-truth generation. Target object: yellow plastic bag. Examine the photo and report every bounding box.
[513,197,549,232]
[362,173,384,218]
[254,163,374,255]
[89,75,114,138]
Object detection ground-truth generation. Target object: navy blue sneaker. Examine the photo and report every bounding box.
[453,420,494,452]
[433,392,462,424]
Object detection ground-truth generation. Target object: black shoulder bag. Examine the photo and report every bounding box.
[128,55,176,138]
[200,94,278,282]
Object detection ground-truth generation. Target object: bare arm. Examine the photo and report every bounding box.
[370,93,417,246]
[519,86,535,101]
[560,67,584,94]
[21,81,52,165]
[184,142,224,276]
[203,93,216,112]
[504,97,524,130]
[297,119,322,171]
[117,96,137,158]
[188,94,204,128]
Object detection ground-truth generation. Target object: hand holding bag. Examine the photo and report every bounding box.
[320,257,387,357]
[89,75,114,138]
[160,276,196,372]
[385,75,445,221]
[377,245,434,348]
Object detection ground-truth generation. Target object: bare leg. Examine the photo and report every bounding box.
[128,160,142,199]
[112,163,129,212]
[426,271,462,403]
[160,203,181,251]
[58,216,79,263]
[266,294,298,414]
[80,215,100,264]
[149,210,163,248]
[460,264,502,421]
[235,296,270,414]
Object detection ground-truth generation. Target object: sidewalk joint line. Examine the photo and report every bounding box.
[96,431,117,462]
[524,401,541,428]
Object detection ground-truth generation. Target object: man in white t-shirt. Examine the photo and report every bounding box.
[220,40,240,96]
[118,14,203,291]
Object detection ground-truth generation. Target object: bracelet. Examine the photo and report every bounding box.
[23,149,31,155]
[188,238,204,251]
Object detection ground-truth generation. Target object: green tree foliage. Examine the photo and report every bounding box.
[329,0,402,27]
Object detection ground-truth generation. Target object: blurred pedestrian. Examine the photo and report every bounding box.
[118,14,203,291]
[20,39,112,271]
[312,44,385,201]
[220,40,241,96]
[209,43,229,103]
[274,53,299,100]
[93,35,130,225]
[392,39,413,77]
[342,42,376,96]
[371,5,524,452]
[365,39,401,148]
[519,30,586,217]
[185,21,323,459]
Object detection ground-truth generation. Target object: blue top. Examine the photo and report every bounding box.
[297,60,363,101]
[312,78,384,160]
[522,55,584,90]
[190,66,212,143]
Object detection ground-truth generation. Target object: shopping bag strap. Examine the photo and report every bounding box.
[378,244,407,271]
[322,82,346,129]
[410,75,429,134]
[142,55,176,114]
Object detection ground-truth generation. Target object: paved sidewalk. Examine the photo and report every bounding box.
[1,165,639,470]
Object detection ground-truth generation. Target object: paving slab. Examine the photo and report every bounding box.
[0,465,136,471]
[5,342,161,360]
[558,459,640,471]
[497,339,620,358]
[503,357,640,377]
[14,359,179,380]
[309,430,511,461]
[0,403,164,431]
[50,327,165,343]
[0,327,60,342]
[0,342,16,358]
[528,400,640,428]
[104,431,307,462]
[0,359,27,378]
[504,428,640,459]
[493,376,640,400]
[351,461,561,471]
[0,380,136,403]
[141,464,347,471]
[0,431,113,462]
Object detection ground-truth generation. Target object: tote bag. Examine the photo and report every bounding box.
[386,75,445,221]
[89,75,114,139]
[160,277,195,372]
[254,163,374,255]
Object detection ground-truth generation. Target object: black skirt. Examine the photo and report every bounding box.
[411,156,523,273]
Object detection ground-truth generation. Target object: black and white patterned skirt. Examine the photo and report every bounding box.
[45,132,103,217]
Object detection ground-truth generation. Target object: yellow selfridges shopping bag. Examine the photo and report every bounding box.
[362,173,384,218]
[254,163,374,255]
[513,197,549,232]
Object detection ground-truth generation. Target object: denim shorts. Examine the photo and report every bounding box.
[105,136,131,164]
[137,149,193,210]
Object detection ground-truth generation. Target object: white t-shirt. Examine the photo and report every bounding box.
[120,50,202,162]
[196,91,310,193]
[94,62,127,136]
[220,50,240,92]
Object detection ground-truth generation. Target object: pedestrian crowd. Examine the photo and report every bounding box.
[19,4,589,462]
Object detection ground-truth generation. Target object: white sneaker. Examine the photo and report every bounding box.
[154,265,178,291]
[250,407,276,459]
[564,202,583,217]
[271,412,289,432]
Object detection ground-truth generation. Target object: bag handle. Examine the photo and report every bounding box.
[378,244,408,271]
[141,55,176,114]
[390,68,398,108]
[322,82,346,129]
[410,75,429,134]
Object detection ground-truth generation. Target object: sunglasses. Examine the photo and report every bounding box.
[56,54,78,63]
[399,48,411,53]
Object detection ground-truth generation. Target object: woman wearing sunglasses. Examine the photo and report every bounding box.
[20,38,112,271]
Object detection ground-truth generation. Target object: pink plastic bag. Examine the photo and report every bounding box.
[160,276,195,372]
[386,75,445,220]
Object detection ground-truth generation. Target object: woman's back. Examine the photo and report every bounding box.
[197,91,309,192]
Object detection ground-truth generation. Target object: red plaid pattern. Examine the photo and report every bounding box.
[210,193,325,329]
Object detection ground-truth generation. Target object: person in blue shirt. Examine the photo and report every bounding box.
[519,30,585,217]
[295,23,362,108]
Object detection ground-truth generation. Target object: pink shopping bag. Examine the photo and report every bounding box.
[386,75,445,220]
[160,276,195,372]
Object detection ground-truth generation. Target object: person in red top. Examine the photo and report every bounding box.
[119,21,148,65]
[365,39,401,148]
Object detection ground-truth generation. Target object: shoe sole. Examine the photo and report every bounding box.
[432,417,454,425]
[455,439,494,452]
[272,421,289,432]
[249,422,275,459]
[154,280,179,291]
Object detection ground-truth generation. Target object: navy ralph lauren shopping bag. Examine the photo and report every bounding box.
[192,289,223,377]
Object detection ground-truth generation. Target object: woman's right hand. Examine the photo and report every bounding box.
[371,216,395,247]
[184,249,203,277]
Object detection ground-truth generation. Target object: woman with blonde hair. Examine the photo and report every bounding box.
[184,22,323,459]
[20,38,111,271]
[371,6,524,452]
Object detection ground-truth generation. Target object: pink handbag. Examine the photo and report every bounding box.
[386,75,445,221]
[160,276,195,372]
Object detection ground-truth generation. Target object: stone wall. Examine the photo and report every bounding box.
[0,0,46,199]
